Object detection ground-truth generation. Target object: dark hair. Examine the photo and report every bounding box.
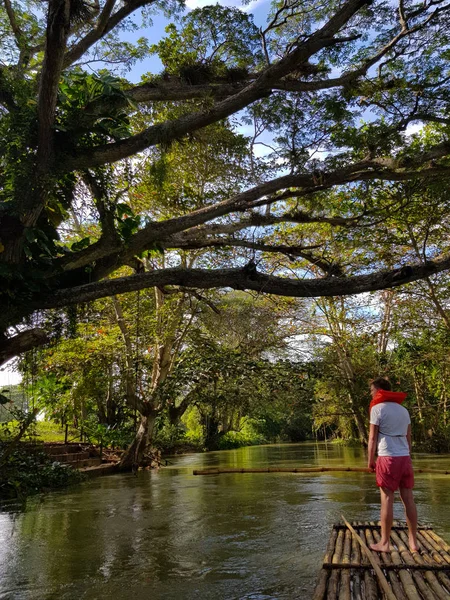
[370,377,392,391]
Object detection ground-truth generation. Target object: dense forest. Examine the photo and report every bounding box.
[4,282,450,458]
[1,0,450,483]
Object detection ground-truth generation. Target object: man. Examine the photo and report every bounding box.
[367,377,419,553]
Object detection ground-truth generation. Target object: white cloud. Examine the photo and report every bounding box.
[404,122,424,137]
[241,0,268,13]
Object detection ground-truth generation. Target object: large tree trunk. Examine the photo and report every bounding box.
[118,409,157,470]
[203,415,222,451]
[350,400,368,445]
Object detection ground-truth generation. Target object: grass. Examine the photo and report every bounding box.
[0,420,80,443]
[33,422,81,443]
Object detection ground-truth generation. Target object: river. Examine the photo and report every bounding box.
[1,442,450,600]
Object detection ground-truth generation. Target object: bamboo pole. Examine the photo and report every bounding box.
[420,531,450,565]
[312,529,338,600]
[192,466,450,475]
[383,531,422,600]
[338,529,351,600]
[390,530,438,600]
[396,529,449,600]
[341,516,397,600]
[360,527,381,600]
[328,529,344,599]
[427,530,450,553]
[371,528,408,600]
[351,523,363,600]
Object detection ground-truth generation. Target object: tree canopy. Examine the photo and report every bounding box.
[2,0,450,364]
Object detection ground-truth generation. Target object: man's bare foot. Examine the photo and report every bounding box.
[409,537,419,553]
[370,541,391,552]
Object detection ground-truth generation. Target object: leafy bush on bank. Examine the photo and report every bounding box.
[0,443,85,500]
[218,430,267,449]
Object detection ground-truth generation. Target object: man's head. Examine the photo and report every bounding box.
[370,377,392,398]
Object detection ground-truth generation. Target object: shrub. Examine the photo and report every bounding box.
[0,443,84,500]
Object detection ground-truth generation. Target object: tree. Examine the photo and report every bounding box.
[2,0,450,368]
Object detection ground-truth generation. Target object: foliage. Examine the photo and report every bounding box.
[0,442,84,500]
[4,0,450,465]
[0,408,83,500]
[217,419,268,450]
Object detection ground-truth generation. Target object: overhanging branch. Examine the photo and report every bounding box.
[37,254,450,308]
[63,0,151,68]
[0,328,49,366]
[51,159,450,278]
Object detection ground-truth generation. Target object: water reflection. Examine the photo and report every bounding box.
[1,443,450,600]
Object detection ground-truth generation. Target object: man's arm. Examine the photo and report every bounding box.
[407,424,412,454]
[368,423,379,471]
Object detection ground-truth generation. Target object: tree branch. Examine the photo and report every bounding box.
[3,0,26,50]
[51,158,450,278]
[164,236,342,276]
[36,254,450,309]
[0,328,49,366]
[63,0,151,68]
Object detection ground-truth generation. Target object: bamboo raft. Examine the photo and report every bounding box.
[313,521,450,600]
[192,466,450,476]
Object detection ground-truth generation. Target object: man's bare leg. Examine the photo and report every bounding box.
[400,487,419,552]
[370,487,394,552]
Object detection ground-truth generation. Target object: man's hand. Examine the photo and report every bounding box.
[368,461,376,473]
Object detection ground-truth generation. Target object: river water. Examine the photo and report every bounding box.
[1,442,450,600]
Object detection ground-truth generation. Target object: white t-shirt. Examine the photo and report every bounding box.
[370,402,411,457]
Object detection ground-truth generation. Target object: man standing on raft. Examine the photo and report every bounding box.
[367,377,419,553]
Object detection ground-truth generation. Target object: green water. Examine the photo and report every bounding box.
[1,442,450,600]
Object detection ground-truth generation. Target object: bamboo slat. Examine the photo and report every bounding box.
[350,529,361,565]
[327,529,344,599]
[360,528,380,600]
[343,529,352,564]
[363,570,379,600]
[333,530,345,564]
[352,571,362,600]
[327,568,340,600]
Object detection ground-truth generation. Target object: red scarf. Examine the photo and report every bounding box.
[369,389,407,413]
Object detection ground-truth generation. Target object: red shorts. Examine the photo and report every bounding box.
[376,456,414,491]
